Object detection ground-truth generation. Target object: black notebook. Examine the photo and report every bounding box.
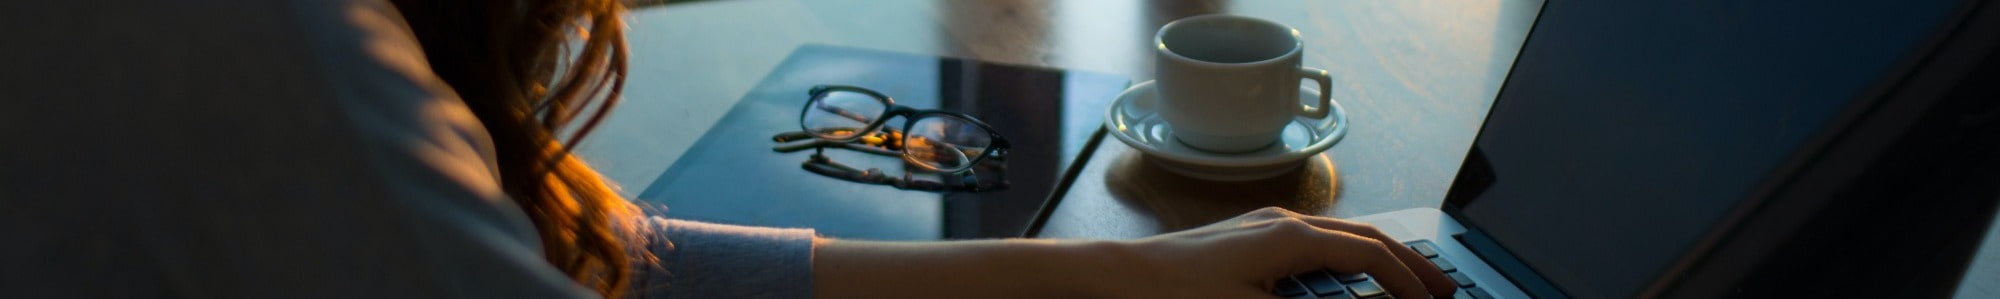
[637,45,1129,240]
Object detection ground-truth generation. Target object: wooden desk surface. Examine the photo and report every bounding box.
[1022,0,1543,238]
[586,1,1997,297]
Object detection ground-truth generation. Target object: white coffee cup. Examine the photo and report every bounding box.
[1155,14,1334,153]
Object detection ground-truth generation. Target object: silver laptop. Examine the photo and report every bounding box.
[1271,0,1992,298]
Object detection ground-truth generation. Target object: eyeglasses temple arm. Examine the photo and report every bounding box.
[773,131,815,142]
[809,103,874,124]
[775,139,903,157]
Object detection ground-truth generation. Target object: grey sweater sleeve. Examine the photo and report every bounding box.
[633,218,818,299]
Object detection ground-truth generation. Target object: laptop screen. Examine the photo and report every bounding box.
[1451,1,1962,297]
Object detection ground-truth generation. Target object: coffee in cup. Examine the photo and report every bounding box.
[1154,14,1335,153]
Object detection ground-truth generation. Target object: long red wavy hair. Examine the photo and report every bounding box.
[386,0,648,297]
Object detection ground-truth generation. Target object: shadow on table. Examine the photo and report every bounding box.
[1103,150,1340,233]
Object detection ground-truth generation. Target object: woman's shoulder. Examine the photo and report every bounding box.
[3,0,501,201]
[1,0,574,297]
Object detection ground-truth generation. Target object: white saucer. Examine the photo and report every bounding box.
[1103,80,1349,181]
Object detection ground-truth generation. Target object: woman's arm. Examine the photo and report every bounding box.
[814,207,1459,299]
[814,238,1129,298]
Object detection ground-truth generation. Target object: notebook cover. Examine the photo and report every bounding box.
[638,44,1129,240]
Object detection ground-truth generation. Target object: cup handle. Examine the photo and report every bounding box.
[1298,67,1335,119]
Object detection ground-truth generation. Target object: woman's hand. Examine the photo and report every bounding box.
[1111,207,1458,298]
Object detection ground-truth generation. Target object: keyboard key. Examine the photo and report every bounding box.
[1274,277,1314,298]
[1335,272,1370,283]
[1319,291,1357,299]
[1465,287,1494,299]
[1448,271,1477,288]
[1453,288,1476,299]
[1430,257,1458,272]
[1296,271,1348,296]
[1408,241,1441,258]
[1345,279,1388,298]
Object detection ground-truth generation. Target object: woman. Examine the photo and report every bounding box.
[0,0,1455,298]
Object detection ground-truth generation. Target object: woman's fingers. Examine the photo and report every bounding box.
[1255,207,1456,298]
[1300,217,1458,298]
[1302,228,1433,299]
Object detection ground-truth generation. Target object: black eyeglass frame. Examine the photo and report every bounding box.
[799,85,1012,173]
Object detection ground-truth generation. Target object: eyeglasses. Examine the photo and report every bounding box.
[771,85,1012,192]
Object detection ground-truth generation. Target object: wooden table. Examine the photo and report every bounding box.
[588,1,1997,297]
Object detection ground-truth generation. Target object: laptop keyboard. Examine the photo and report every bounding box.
[1270,240,1495,299]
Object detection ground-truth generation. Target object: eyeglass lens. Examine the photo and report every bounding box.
[904,115,993,170]
[802,90,887,140]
